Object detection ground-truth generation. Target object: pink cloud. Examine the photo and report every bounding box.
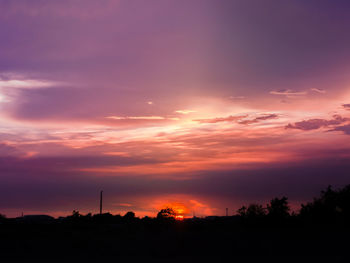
[330,124,350,135]
[311,88,326,94]
[238,114,279,125]
[193,115,247,124]
[270,89,307,96]
[286,115,349,131]
[194,113,279,125]
[343,104,350,110]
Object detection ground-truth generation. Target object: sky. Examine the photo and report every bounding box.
[1,0,350,218]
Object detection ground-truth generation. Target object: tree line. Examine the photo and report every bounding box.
[0,184,349,225]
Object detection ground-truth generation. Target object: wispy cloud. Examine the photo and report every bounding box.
[194,113,278,125]
[193,115,247,124]
[270,89,307,97]
[106,116,179,121]
[175,110,197,115]
[106,116,165,120]
[310,88,326,94]
[0,76,59,103]
[0,77,57,89]
[228,96,246,100]
[116,203,133,207]
[238,114,279,125]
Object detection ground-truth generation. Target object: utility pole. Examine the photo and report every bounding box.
[100,190,103,215]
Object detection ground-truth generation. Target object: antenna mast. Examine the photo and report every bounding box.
[100,190,103,214]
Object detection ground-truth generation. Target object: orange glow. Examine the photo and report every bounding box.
[158,202,189,218]
[147,196,216,218]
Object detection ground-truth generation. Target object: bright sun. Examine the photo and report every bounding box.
[159,202,188,220]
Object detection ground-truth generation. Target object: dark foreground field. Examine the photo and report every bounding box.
[0,218,349,263]
[1,184,349,262]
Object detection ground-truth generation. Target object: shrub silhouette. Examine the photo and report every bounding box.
[0,213,6,223]
[267,197,290,219]
[157,207,176,220]
[93,212,114,223]
[237,203,266,218]
[237,205,248,217]
[72,210,81,218]
[123,211,135,221]
[300,185,350,224]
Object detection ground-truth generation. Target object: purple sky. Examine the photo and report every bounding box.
[1,0,350,217]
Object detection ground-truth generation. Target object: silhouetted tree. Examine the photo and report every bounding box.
[337,184,350,220]
[267,197,290,219]
[237,206,247,217]
[157,207,176,220]
[93,212,114,223]
[300,184,350,224]
[237,204,266,218]
[0,213,6,223]
[114,214,122,221]
[85,213,92,218]
[72,210,81,218]
[124,211,135,220]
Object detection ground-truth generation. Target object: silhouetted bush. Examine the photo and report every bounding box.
[123,211,135,221]
[73,210,81,217]
[267,196,290,219]
[93,212,114,223]
[0,213,6,223]
[157,207,176,220]
[300,185,350,224]
[237,203,266,219]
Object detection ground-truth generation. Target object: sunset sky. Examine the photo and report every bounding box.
[1,0,350,218]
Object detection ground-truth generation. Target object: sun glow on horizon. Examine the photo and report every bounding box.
[175,215,184,220]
